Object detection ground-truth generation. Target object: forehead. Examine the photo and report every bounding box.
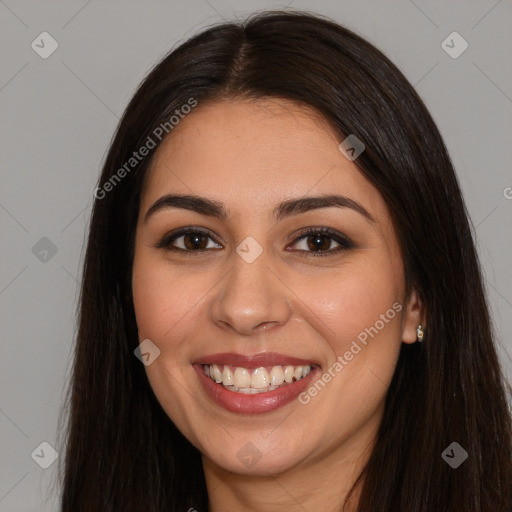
[140,98,388,223]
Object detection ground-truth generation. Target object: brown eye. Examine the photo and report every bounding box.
[290,227,355,257]
[155,228,222,254]
[182,232,209,250]
[305,233,333,251]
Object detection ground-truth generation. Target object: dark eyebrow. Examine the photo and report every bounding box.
[145,194,228,223]
[273,194,375,223]
[144,194,376,224]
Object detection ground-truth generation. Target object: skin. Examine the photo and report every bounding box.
[131,97,424,512]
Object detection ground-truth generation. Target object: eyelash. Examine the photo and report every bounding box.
[154,226,355,257]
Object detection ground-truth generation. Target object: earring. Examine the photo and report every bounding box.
[416,324,424,342]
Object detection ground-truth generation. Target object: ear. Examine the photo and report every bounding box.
[401,289,425,344]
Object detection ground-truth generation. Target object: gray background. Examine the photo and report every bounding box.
[1,0,511,510]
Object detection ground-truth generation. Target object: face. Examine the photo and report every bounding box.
[131,98,422,477]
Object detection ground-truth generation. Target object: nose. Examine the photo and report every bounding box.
[210,249,294,336]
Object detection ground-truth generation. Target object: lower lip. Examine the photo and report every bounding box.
[193,364,320,414]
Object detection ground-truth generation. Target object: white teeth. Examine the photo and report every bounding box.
[269,366,285,386]
[224,384,280,394]
[233,367,251,388]
[212,364,223,383]
[237,386,269,394]
[284,366,294,383]
[251,367,269,389]
[204,363,314,393]
[222,366,234,386]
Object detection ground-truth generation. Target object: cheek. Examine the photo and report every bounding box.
[301,258,403,355]
[131,254,211,442]
[131,254,212,344]
[292,263,404,440]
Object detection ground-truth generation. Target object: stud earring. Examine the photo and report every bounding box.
[416,324,424,342]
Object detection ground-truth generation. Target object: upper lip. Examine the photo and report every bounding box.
[193,352,319,368]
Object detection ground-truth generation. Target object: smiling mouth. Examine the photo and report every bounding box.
[202,364,314,394]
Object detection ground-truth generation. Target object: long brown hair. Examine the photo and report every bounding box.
[55,10,512,511]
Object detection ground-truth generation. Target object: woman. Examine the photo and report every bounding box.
[56,10,512,511]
